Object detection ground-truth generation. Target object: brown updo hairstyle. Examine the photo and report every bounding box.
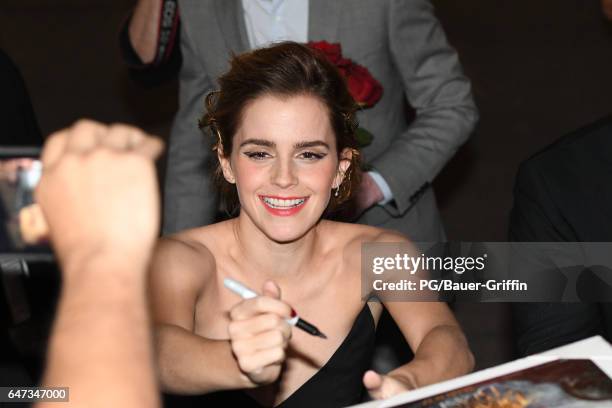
[200,41,361,216]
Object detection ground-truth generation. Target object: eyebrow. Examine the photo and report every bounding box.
[239,138,330,149]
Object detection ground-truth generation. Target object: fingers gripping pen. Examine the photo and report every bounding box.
[223,278,327,339]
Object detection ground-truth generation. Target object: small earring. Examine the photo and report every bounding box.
[334,188,339,197]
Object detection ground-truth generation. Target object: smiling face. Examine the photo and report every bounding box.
[218,93,351,243]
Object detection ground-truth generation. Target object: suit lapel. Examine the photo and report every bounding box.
[308,0,341,42]
[214,0,250,53]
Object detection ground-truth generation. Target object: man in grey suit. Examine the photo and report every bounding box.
[123,0,478,241]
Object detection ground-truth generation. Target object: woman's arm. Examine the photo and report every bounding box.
[149,238,251,393]
[364,232,474,399]
[149,239,292,394]
[377,303,473,390]
[364,302,473,399]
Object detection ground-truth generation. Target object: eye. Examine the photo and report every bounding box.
[244,151,271,160]
[298,151,327,160]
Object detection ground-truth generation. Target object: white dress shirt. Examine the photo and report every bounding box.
[241,0,308,48]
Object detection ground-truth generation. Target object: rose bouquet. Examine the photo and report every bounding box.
[308,41,383,147]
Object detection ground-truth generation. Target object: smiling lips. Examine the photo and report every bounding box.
[259,195,309,216]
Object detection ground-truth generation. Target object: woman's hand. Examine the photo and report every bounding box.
[363,369,416,400]
[228,280,292,386]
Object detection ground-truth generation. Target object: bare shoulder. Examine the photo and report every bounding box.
[319,221,413,269]
[149,229,218,293]
[321,221,410,251]
[148,227,224,328]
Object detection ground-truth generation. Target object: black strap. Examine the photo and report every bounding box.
[154,0,180,65]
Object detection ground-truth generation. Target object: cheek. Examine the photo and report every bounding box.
[298,160,338,187]
[233,159,265,190]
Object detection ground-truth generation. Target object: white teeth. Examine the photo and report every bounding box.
[262,197,306,208]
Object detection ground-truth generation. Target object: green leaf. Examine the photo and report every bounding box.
[355,127,374,148]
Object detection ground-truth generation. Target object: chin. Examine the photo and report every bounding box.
[262,222,312,244]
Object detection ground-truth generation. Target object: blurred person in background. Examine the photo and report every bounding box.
[0,48,44,386]
[510,114,612,355]
[509,0,612,358]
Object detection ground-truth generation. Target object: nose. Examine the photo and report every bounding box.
[271,158,298,189]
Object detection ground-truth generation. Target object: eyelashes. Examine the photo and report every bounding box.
[244,151,270,160]
[299,151,327,160]
[243,151,328,161]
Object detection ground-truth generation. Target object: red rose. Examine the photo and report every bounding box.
[345,64,382,108]
[308,41,342,65]
[307,41,382,108]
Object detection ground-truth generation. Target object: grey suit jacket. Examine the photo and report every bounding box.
[164,0,478,240]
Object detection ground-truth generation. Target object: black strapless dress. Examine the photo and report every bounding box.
[164,304,376,407]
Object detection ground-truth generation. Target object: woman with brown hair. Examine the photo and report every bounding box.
[149,42,473,407]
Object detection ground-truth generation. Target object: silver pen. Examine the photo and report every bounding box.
[224,278,327,339]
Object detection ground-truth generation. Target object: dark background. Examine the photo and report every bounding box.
[1,0,611,375]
